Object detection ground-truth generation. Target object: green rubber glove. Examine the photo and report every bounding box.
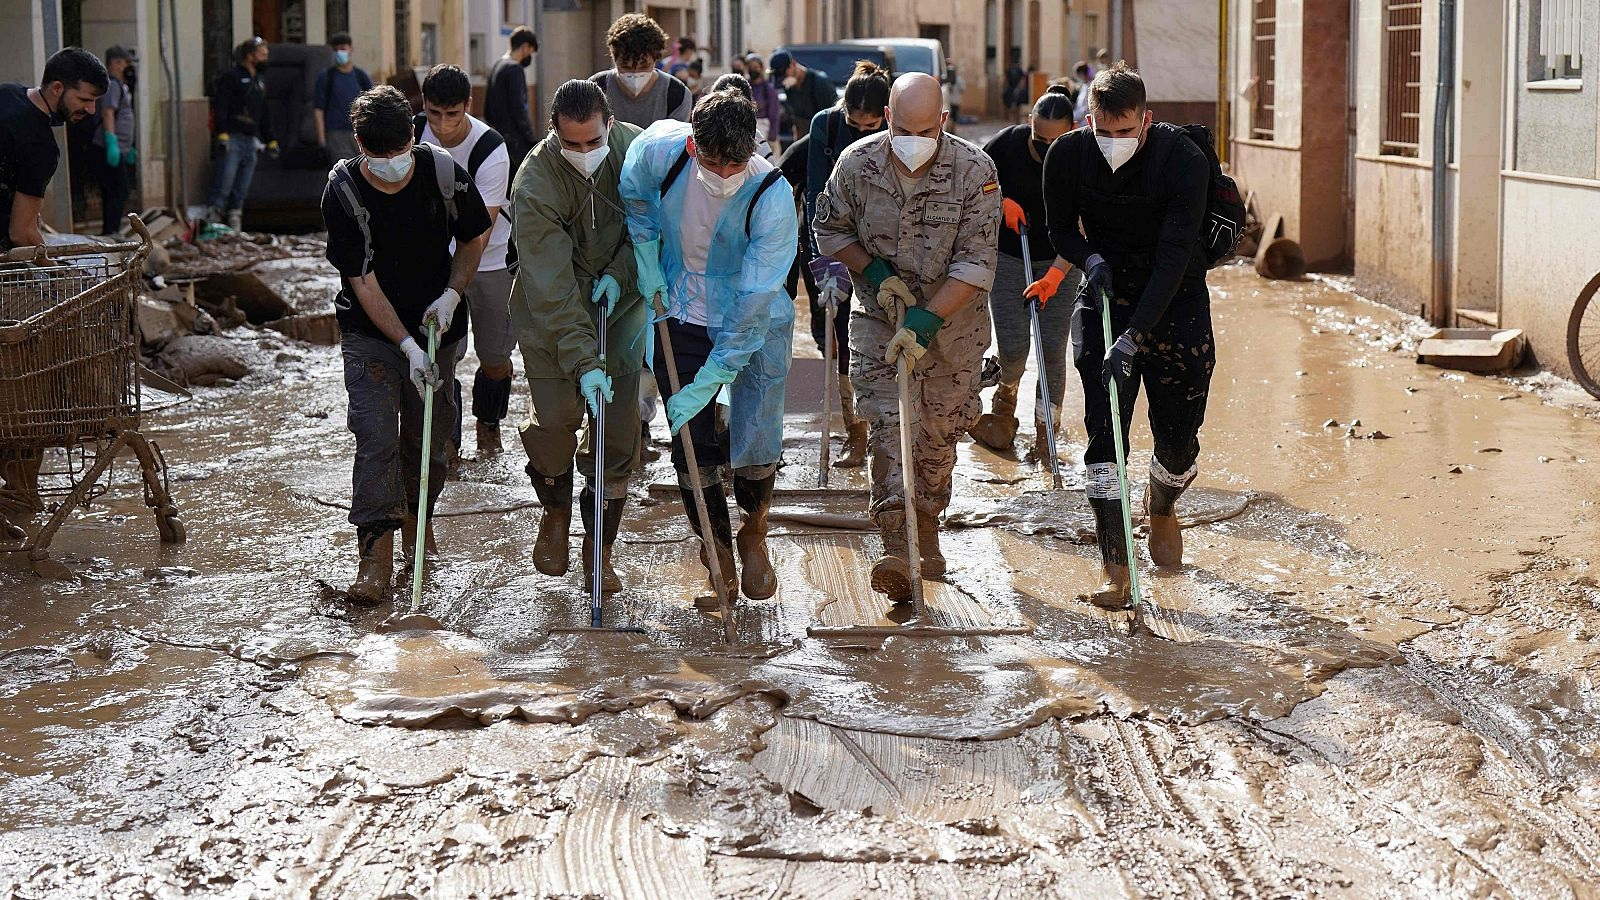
[580,367,613,418]
[591,273,620,315]
[105,133,121,168]
[633,239,667,308]
[666,359,738,434]
[125,145,137,165]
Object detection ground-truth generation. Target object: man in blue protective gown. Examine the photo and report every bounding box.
[620,89,798,602]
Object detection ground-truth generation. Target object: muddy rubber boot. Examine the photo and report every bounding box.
[1085,497,1134,609]
[476,422,503,456]
[1145,468,1192,568]
[970,382,1020,451]
[834,376,869,468]
[639,421,662,463]
[733,472,777,600]
[400,514,438,560]
[870,510,914,604]
[529,466,573,576]
[917,512,946,579]
[348,527,394,603]
[580,490,626,594]
[681,478,737,599]
[1027,410,1060,467]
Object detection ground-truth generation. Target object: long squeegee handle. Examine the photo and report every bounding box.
[1099,289,1143,610]
[1018,223,1063,490]
[410,321,439,611]
[591,311,608,628]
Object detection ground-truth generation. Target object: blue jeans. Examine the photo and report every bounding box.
[207,136,258,213]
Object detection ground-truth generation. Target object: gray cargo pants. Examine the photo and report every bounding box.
[342,330,459,531]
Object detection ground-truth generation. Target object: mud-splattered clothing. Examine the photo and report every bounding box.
[341,332,459,530]
[812,131,1002,520]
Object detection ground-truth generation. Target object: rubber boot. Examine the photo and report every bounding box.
[1027,405,1061,467]
[917,511,946,578]
[834,376,869,468]
[639,420,662,463]
[348,527,394,603]
[733,472,777,600]
[400,513,437,560]
[1145,469,1191,568]
[580,489,625,594]
[472,370,512,457]
[529,465,573,576]
[1085,496,1133,609]
[970,381,1020,451]
[870,509,913,604]
[681,477,737,600]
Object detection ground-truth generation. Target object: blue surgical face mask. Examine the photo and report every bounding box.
[334,50,351,66]
[367,145,414,183]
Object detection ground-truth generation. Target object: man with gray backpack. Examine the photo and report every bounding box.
[321,85,491,601]
[1034,62,1244,608]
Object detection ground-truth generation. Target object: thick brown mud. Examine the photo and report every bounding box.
[4,263,1600,897]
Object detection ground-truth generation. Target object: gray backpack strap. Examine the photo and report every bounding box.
[328,161,374,276]
[420,142,460,225]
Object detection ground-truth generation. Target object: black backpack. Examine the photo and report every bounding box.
[1171,124,1245,267]
[326,144,466,277]
[658,143,786,239]
[410,115,519,271]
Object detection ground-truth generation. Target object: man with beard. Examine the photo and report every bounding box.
[0,48,108,251]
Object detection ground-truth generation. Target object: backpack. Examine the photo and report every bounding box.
[319,66,372,112]
[1171,124,1245,267]
[410,115,520,271]
[591,70,688,115]
[326,144,465,276]
[659,143,786,239]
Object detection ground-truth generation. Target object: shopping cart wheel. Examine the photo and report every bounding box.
[28,551,73,580]
[158,514,186,544]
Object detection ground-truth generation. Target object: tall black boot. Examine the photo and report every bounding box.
[528,465,573,576]
[733,471,776,600]
[680,475,736,599]
[580,488,626,593]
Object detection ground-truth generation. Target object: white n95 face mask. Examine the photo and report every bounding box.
[1091,117,1143,172]
[696,165,748,198]
[561,141,611,179]
[367,147,414,183]
[617,71,653,94]
[890,134,938,171]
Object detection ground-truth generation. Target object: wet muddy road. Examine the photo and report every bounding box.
[3,264,1599,898]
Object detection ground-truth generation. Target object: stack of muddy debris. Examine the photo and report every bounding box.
[134,222,340,387]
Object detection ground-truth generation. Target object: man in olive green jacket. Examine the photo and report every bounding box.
[511,79,645,593]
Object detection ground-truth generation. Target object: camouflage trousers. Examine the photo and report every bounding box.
[850,298,990,525]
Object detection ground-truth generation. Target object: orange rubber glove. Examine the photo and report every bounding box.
[1001,198,1028,234]
[1024,267,1067,307]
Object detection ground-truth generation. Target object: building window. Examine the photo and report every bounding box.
[326,0,349,38]
[1380,0,1422,157]
[709,0,722,65]
[1536,0,1584,81]
[395,0,410,68]
[1249,0,1275,140]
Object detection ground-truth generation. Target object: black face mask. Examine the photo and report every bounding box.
[1030,136,1050,157]
[519,55,532,68]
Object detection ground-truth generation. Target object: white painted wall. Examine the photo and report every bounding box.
[1133,0,1217,103]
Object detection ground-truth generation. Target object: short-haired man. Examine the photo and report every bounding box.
[594,14,692,129]
[1035,62,1215,605]
[209,38,276,231]
[314,33,373,163]
[0,47,107,251]
[813,72,1002,603]
[511,80,644,592]
[418,64,516,456]
[620,90,798,602]
[321,85,492,601]
[485,27,540,175]
[768,51,833,146]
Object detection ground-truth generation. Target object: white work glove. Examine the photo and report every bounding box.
[422,287,462,333]
[400,337,439,397]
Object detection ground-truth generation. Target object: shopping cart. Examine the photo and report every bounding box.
[0,215,185,578]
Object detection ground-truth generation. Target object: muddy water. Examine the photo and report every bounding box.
[4,262,1600,897]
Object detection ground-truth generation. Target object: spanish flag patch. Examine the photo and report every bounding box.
[981,181,1000,194]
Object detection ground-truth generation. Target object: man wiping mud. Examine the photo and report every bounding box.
[1034,63,1216,606]
[512,79,644,594]
[812,72,1001,602]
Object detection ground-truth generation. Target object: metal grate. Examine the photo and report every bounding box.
[1250,0,1276,140]
[1539,0,1584,79]
[1381,0,1422,157]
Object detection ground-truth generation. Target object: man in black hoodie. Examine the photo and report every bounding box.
[208,37,276,231]
[1036,62,1213,607]
[485,27,540,178]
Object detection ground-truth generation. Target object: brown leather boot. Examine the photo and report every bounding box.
[348,528,394,603]
[916,512,946,578]
[870,510,913,603]
[529,467,573,576]
[970,382,1019,451]
[734,473,776,600]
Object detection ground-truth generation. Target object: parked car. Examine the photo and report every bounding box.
[840,37,952,109]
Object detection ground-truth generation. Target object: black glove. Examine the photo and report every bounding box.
[1103,330,1141,396]
[1081,253,1116,307]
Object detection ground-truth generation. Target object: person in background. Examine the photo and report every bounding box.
[802,60,890,470]
[769,50,833,144]
[728,56,748,80]
[417,65,516,458]
[1002,52,1028,123]
[687,59,705,101]
[746,54,781,156]
[1072,62,1093,126]
[947,64,965,128]
[663,36,698,72]
[485,26,540,176]
[94,46,137,235]
[314,33,373,163]
[971,84,1078,462]
[208,37,277,232]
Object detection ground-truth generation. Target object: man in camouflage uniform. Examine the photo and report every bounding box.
[813,73,1001,602]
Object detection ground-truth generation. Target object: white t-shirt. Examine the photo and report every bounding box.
[677,154,776,325]
[421,115,512,272]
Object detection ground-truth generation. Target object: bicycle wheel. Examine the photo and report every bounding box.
[1567,272,1600,400]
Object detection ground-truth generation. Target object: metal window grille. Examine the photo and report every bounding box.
[1380,0,1422,157]
[1539,0,1584,79]
[395,0,410,69]
[1250,0,1276,140]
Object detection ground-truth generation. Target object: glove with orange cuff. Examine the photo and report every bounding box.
[1024,267,1066,307]
[1001,198,1028,235]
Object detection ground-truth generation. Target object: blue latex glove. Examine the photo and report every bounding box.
[633,239,667,310]
[125,145,137,165]
[591,273,620,315]
[105,133,121,168]
[666,359,738,434]
[580,367,613,418]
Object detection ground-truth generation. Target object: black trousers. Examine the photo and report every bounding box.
[98,158,133,235]
[1072,274,1214,479]
[651,319,730,473]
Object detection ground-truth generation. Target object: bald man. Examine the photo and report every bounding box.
[812,73,1002,602]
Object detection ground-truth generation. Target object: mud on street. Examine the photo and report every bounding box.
[2,261,1599,898]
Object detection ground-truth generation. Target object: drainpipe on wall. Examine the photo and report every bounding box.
[1430,0,1456,328]
[169,0,188,217]
[1109,0,1122,61]
[1217,0,1228,166]
[532,0,544,137]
